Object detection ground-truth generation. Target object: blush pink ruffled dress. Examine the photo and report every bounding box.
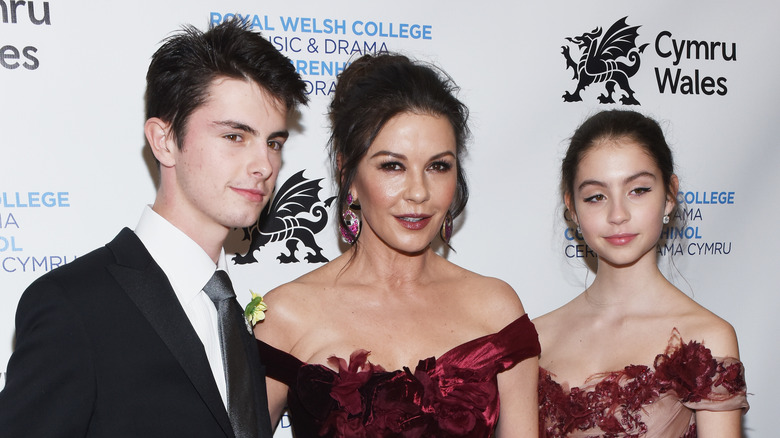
[538,330,748,438]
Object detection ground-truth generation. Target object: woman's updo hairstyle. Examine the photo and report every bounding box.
[329,53,470,243]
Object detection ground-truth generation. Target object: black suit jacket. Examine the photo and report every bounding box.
[0,228,273,437]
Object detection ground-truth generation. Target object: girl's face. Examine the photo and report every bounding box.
[566,138,676,268]
[350,112,457,254]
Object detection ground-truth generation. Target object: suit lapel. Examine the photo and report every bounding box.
[106,228,235,437]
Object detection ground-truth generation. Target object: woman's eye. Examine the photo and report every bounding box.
[631,187,651,195]
[224,134,242,142]
[380,161,403,171]
[429,161,453,172]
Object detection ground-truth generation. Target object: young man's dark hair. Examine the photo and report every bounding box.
[145,19,308,148]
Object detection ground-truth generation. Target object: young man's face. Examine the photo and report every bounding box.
[165,77,288,238]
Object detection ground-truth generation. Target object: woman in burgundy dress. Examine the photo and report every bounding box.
[253,53,541,437]
[534,110,748,437]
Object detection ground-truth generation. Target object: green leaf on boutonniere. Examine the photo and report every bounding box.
[244,291,268,327]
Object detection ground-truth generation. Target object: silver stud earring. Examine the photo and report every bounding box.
[662,215,670,224]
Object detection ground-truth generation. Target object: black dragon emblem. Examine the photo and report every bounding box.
[232,170,336,265]
[561,16,649,105]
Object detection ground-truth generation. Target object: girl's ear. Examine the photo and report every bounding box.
[564,192,578,226]
[665,174,680,216]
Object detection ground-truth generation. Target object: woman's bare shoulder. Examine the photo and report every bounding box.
[443,264,527,331]
[254,262,343,350]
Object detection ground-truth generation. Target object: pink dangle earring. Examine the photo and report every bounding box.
[340,193,361,244]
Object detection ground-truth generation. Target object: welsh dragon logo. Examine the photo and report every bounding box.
[561,17,648,105]
[233,170,336,265]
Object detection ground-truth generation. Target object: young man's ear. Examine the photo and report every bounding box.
[145,118,176,167]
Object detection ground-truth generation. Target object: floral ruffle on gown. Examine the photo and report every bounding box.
[257,314,540,437]
[538,330,748,438]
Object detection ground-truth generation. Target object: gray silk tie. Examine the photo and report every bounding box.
[203,270,259,438]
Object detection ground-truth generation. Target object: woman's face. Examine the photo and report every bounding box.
[350,112,457,254]
[567,138,676,268]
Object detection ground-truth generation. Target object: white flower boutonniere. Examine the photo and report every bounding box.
[244,290,268,329]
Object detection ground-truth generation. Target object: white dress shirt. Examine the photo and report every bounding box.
[135,205,229,407]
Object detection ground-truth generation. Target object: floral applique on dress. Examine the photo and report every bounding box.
[538,330,748,438]
[258,314,540,437]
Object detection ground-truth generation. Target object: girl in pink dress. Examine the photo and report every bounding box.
[535,110,748,437]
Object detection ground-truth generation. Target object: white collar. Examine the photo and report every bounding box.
[135,205,227,303]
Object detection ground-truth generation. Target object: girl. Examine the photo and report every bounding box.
[535,110,747,437]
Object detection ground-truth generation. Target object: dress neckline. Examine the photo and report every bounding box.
[258,313,532,374]
[539,328,742,393]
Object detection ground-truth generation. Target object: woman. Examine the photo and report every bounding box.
[535,110,748,437]
[253,53,540,437]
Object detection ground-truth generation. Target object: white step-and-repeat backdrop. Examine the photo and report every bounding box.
[1,1,775,436]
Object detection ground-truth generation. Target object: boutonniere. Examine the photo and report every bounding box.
[244,290,268,331]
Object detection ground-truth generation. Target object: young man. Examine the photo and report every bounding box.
[0,20,307,437]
